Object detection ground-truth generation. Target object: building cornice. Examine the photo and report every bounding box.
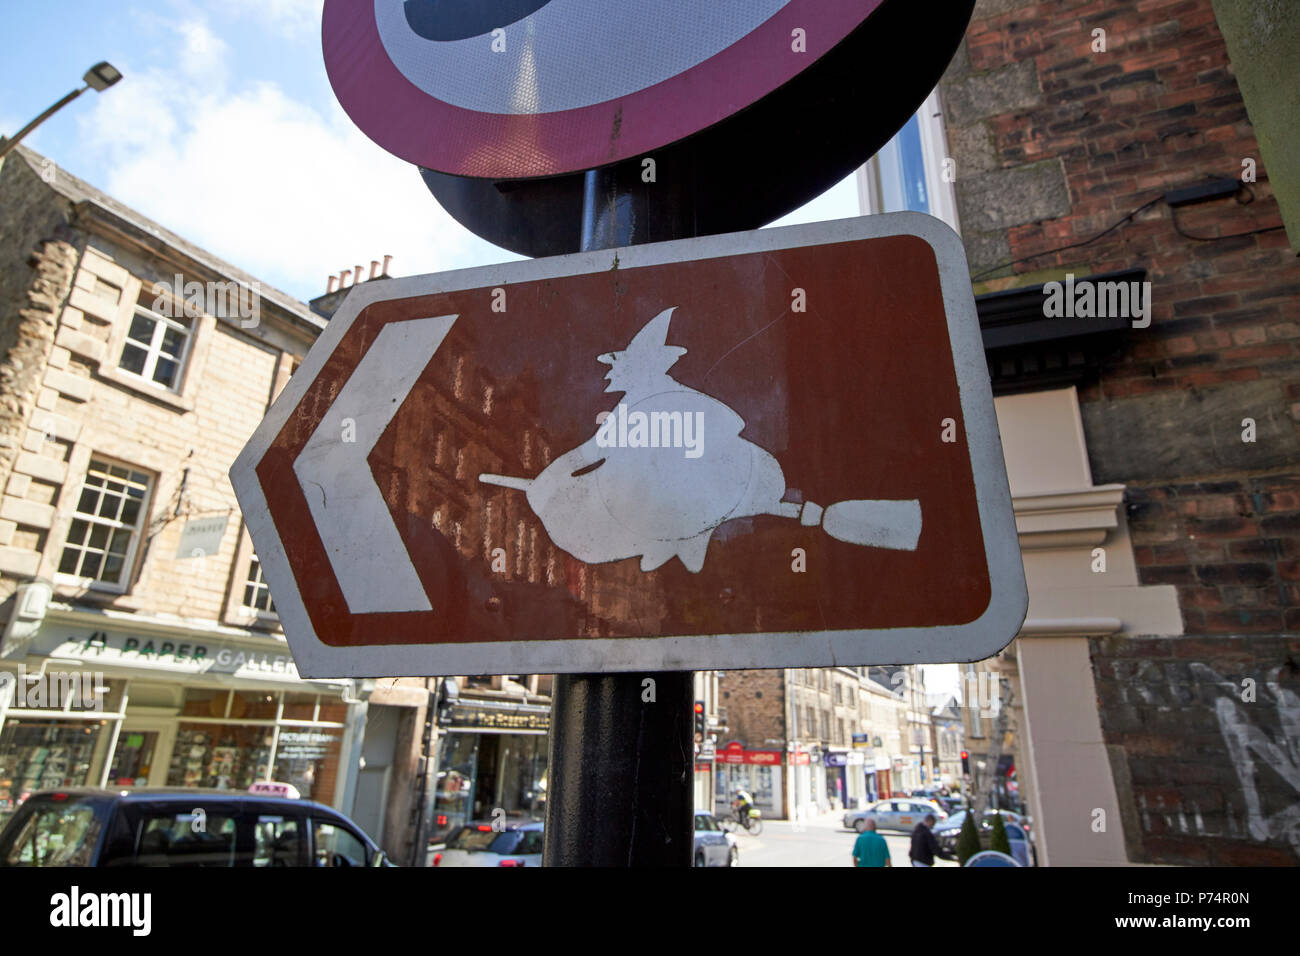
[1019,616,1123,638]
[1013,484,1125,550]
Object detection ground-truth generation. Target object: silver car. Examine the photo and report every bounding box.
[843,798,948,833]
[431,821,544,867]
[693,810,739,866]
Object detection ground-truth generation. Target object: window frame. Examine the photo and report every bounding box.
[54,456,154,594]
[855,87,961,234]
[116,301,196,395]
[308,814,371,867]
[224,527,281,629]
[241,552,277,617]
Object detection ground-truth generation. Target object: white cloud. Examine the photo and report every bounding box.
[72,17,517,302]
[226,0,323,39]
[176,20,229,79]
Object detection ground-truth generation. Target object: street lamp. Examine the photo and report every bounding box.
[0,61,123,160]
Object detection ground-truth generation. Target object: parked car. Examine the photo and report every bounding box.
[431,821,543,867]
[934,810,1035,866]
[0,787,392,867]
[843,798,948,833]
[694,810,738,867]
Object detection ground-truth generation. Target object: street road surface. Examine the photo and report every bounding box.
[734,813,960,868]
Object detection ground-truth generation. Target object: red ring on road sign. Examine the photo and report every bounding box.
[323,0,884,179]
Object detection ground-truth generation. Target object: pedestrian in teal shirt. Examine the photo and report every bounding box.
[852,818,891,867]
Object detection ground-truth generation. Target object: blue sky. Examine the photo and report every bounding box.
[1,0,859,304]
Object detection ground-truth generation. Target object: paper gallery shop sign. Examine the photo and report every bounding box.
[35,627,303,682]
[231,213,1026,679]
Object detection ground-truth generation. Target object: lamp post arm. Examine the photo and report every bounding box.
[0,85,88,160]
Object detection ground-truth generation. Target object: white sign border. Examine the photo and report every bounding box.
[231,212,1027,678]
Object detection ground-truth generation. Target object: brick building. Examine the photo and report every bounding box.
[902,0,1299,864]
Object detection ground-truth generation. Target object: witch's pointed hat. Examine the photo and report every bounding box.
[597,307,686,367]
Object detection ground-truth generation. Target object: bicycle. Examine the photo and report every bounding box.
[722,807,764,837]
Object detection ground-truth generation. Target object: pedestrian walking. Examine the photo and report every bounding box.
[851,817,891,867]
[908,813,955,867]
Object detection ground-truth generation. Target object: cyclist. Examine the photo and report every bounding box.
[732,787,755,829]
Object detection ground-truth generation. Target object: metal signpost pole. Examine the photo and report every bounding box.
[542,163,697,867]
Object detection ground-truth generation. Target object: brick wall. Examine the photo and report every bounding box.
[717,670,786,749]
[1092,634,1300,865]
[944,0,1299,863]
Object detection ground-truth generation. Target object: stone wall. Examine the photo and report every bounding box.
[0,156,80,605]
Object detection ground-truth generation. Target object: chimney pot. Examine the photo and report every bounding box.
[382,254,393,277]
[327,275,338,294]
[369,259,381,280]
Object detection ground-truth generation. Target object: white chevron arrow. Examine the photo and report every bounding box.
[293,315,457,614]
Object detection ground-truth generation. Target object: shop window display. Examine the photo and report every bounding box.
[716,764,776,810]
[431,733,478,840]
[273,730,340,802]
[0,721,103,824]
[429,733,546,843]
[165,724,272,791]
[107,731,158,787]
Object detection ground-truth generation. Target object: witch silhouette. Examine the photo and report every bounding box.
[480,307,921,573]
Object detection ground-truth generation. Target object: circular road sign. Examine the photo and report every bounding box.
[324,0,893,179]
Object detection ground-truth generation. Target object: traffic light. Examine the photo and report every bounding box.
[961,750,970,774]
[694,700,706,740]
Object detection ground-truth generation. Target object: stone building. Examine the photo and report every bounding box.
[879,0,1299,865]
[0,145,443,864]
[928,695,966,788]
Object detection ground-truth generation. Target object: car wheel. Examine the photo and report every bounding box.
[694,852,706,867]
[855,819,868,833]
[728,847,739,867]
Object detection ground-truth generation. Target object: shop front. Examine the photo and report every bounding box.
[875,751,894,799]
[852,734,876,804]
[844,750,868,809]
[429,697,549,843]
[713,742,783,818]
[824,751,847,809]
[0,614,359,829]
